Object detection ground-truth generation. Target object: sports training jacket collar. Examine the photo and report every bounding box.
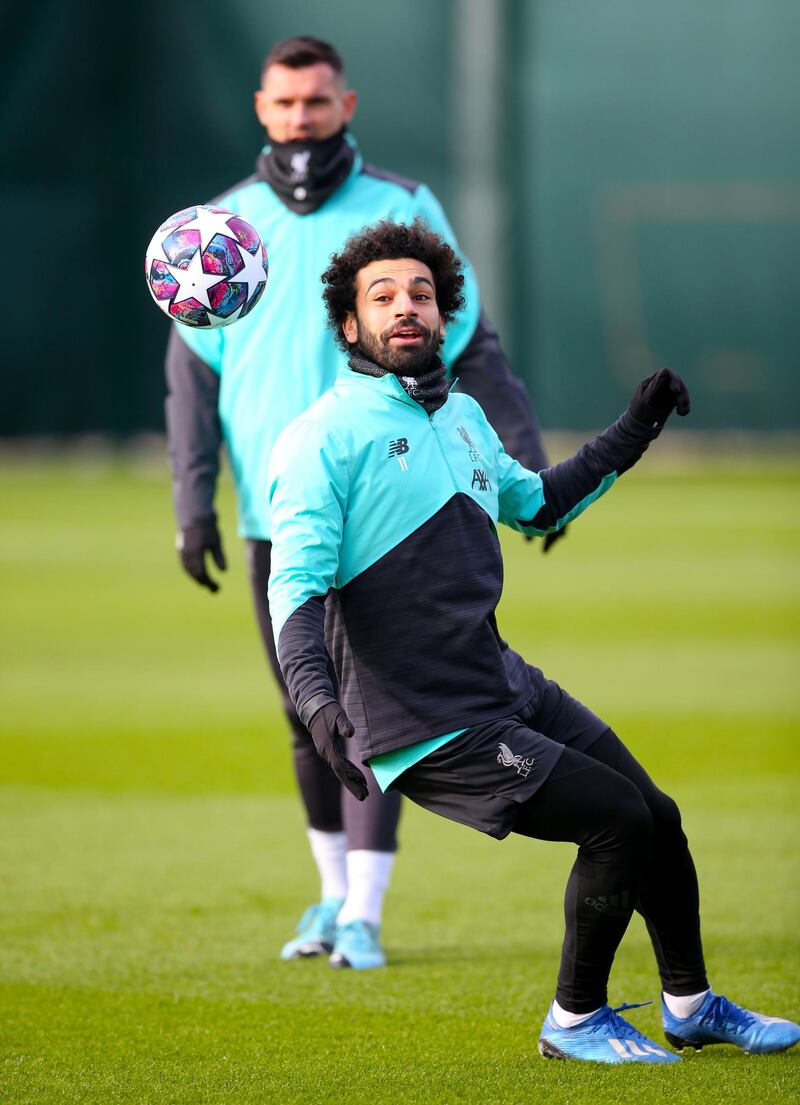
[347,350,449,415]
[257,129,356,214]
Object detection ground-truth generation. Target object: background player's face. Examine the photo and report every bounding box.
[343,258,446,374]
[254,63,357,142]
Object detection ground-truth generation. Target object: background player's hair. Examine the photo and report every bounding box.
[261,36,345,80]
[321,218,466,351]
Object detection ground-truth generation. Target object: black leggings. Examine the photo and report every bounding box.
[245,539,401,852]
[514,729,707,1012]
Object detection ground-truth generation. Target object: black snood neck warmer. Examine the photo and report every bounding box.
[257,129,355,214]
[348,350,449,416]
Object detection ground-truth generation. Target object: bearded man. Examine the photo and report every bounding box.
[266,217,800,1063]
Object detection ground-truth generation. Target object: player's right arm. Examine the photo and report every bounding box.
[492,369,691,537]
[268,418,367,800]
[164,326,227,592]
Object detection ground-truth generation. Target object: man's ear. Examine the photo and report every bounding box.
[438,314,446,342]
[342,89,358,125]
[254,89,269,128]
[342,313,358,345]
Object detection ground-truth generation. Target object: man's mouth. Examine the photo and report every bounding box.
[387,326,426,345]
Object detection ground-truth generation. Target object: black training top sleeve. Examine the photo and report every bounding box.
[164,327,223,530]
[454,312,549,471]
[276,595,338,728]
[268,418,349,727]
[496,407,662,535]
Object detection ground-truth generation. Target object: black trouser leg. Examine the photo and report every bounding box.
[579,729,709,996]
[514,748,654,1012]
[246,539,402,851]
[523,674,709,1001]
[343,764,402,851]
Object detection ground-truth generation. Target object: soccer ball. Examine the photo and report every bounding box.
[144,205,268,327]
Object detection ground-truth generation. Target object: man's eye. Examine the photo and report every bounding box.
[415,293,430,301]
[374,295,391,303]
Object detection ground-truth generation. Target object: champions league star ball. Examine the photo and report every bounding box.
[144,205,268,327]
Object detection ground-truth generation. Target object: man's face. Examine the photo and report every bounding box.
[342,258,445,375]
[254,63,357,143]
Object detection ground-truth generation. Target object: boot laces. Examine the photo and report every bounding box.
[588,1001,653,1038]
[700,994,756,1036]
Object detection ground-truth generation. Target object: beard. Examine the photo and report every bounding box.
[354,316,441,376]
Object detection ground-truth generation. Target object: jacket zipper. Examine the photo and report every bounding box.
[429,413,459,493]
[385,385,460,493]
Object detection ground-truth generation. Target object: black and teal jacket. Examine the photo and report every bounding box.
[268,364,661,761]
[165,136,547,541]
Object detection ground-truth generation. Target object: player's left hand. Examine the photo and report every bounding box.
[308,702,369,801]
[542,525,567,553]
[177,522,227,593]
[524,525,568,552]
[629,368,691,428]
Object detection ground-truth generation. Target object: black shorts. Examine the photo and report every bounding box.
[394,666,610,839]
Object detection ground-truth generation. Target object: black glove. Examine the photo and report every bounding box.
[542,525,567,553]
[177,522,227,593]
[524,524,567,551]
[629,368,691,428]
[308,702,369,801]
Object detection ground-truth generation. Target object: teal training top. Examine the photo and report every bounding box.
[266,362,659,762]
[174,137,480,539]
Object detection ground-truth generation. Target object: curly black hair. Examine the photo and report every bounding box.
[321,218,466,351]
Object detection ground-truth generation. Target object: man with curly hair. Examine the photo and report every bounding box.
[266,218,800,1063]
[164,36,558,971]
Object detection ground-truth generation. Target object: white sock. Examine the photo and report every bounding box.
[336,850,395,926]
[551,999,601,1029]
[306,828,348,902]
[663,988,710,1019]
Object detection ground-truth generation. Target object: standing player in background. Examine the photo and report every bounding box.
[165,36,559,971]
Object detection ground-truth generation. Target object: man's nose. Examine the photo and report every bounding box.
[394,293,418,316]
[290,104,311,128]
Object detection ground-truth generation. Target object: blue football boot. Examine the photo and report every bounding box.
[662,992,800,1055]
[539,1001,679,1064]
[329,919,386,970]
[280,897,343,961]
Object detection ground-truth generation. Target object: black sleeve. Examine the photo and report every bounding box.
[277,595,338,727]
[164,328,223,530]
[453,312,549,471]
[520,409,661,531]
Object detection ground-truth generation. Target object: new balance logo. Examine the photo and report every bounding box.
[471,468,491,492]
[608,1039,669,1059]
[388,438,410,471]
[497,742,535,778]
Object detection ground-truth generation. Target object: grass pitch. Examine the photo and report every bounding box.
[1,453,799,1104]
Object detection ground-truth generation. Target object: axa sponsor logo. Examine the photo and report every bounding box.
[457,427,491,490]
[388,437,410,471]
[497,742,535,779]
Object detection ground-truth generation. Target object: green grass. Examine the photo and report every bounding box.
[1,454,799,1103]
